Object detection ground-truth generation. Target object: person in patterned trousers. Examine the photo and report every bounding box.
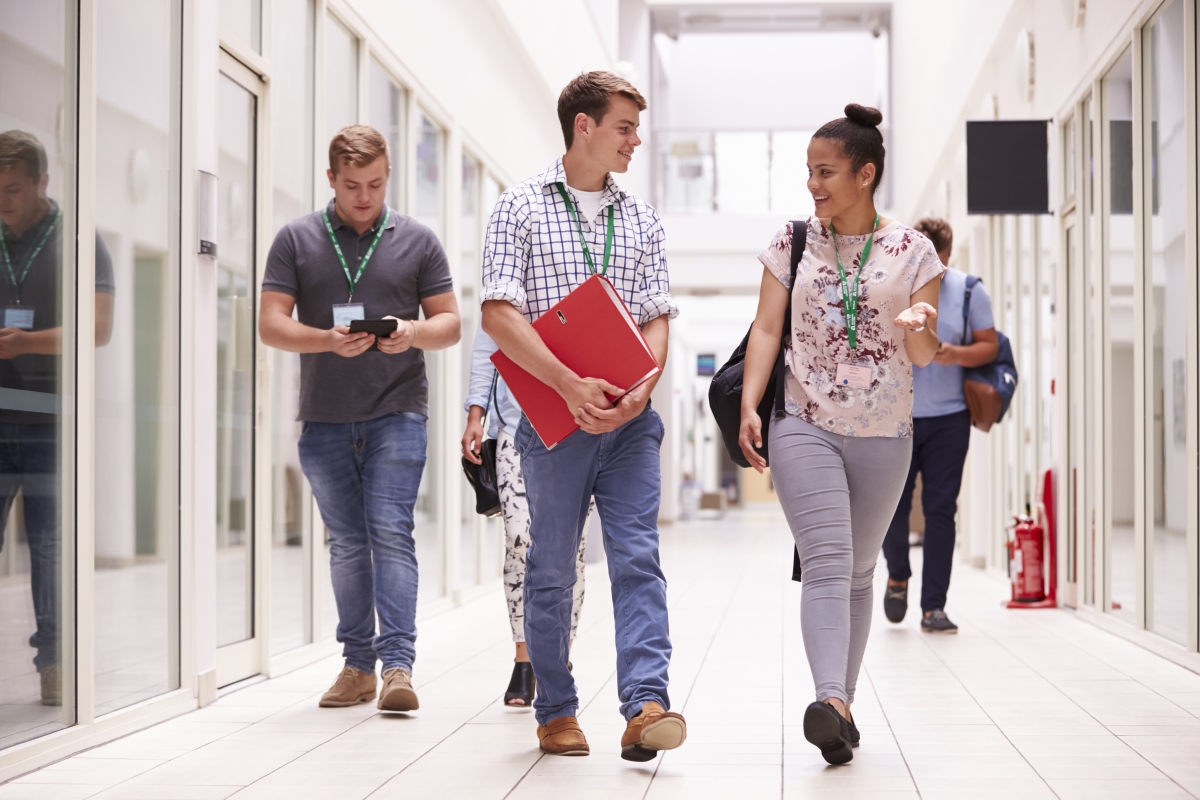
[461,319,591,707]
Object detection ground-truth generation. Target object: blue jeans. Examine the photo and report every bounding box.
[299,412,427,674]
[882,410,972,612]
[0,422,60,671]
[515,404,671,725]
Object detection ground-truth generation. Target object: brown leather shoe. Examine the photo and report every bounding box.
[620,701,686,762]
[39,665,62,707]
[318,665,376,708]
[378,668,419,712]
[537,715,590,756]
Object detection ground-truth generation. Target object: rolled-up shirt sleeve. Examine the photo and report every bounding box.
[636,210,679,325]
[481,191,531,313]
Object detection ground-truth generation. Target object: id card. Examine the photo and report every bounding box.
[4,307,34,331]
[332,303,365,328]
[835,363,872,389]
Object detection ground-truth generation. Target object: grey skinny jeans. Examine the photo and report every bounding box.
[769,415,912,705]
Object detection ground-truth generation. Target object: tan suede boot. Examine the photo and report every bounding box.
[318,665,377,707]
[378,668,419,712]
[537,716,590,756]
[620,701,686,762]
[39,665,62,707]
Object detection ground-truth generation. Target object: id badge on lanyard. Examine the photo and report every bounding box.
[332,303,364,328]
[4,307,33,330]
[835,362,872,389]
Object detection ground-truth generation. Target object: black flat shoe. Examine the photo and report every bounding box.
[504,661,535,707]
[884,582,908,623]
[803,701,853,765]
[847,716,860,748]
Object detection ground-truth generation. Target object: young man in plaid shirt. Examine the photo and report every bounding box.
[481,72,685,760]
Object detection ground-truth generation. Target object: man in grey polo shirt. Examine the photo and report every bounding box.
[0,130,115,706]
[260,125,460,712]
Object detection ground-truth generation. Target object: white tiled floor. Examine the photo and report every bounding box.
[4,508,1200,799]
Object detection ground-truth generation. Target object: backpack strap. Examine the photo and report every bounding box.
[962,275,982,346]
[774,220,808,418]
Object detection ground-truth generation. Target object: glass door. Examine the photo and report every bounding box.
[215,52,265,685]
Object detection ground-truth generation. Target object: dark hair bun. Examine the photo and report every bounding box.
[845,104,883,127]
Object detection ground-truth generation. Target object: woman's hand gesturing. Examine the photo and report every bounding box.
[893,302,937,331]
[738,408,768,474]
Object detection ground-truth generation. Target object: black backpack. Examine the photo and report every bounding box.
[708,220,807,468]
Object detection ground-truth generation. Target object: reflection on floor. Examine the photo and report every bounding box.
[5,509,1200,799]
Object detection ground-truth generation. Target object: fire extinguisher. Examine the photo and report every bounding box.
[1006,510,1046,603]
[1004,470,1058,609]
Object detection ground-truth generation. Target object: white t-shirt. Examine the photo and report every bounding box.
[569,187,605,228]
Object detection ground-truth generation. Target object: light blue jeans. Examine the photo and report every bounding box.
[515,404,672,725]
[299,412,426,674]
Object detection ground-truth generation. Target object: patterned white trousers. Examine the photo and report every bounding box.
[496,429,588,642]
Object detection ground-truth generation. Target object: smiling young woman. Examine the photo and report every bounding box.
[737,104,945,766]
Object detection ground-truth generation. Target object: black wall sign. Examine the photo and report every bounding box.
[966,120,1050,215]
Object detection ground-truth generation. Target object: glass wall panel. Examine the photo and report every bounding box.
[1084,94,1100,606]
[92,0,180,715]
[415,113,443,237]
[0,0,77,748]
[368,59,405,212]
[480,175,503,582]
[216,74,257,647]
[269,0,314,657]
[660,133,714,213]
[1146,2,1187,644]
[770,131,815,218]
[460,155,481,589]
[1104,52,1136,624]
[714,132,769,213]
[324,17,357,147]
[220,0,261,54]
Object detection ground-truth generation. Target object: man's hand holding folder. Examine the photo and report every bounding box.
[483,275,668,449]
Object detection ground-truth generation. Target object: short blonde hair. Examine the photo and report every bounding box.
[328,125,389,175]
[0,130,48,178]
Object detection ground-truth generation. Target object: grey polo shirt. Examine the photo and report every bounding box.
[262,200,454,422]
[0,200,115,424]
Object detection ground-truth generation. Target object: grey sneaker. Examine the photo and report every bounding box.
[921,609,959,634]
[378,667,419,712]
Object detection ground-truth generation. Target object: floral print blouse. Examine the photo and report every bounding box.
[758,217,945,438]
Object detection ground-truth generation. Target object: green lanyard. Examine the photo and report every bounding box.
[555,183,614,276]
[322,206,390,301]
[0,207,62,301]
[828,213,879,351]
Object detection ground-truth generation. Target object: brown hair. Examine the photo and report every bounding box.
[328,125,389,175]
[0,130,48,178]
[913,217,953,254]
[557,71,647,149]
[813,103,886,193]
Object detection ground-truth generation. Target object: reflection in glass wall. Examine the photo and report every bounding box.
[1147,3,1187,645]
[1083,95,1100,606]
[220,0,261,54]
[1104,52,1136,624]
[92,0,180,715]
[269,0,314,657]
[369,59,406,212]
[0,0,77,748]
[216,74,257,647]
[324,18,357,146]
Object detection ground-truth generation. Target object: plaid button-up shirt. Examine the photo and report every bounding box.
[481,158,678,326]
